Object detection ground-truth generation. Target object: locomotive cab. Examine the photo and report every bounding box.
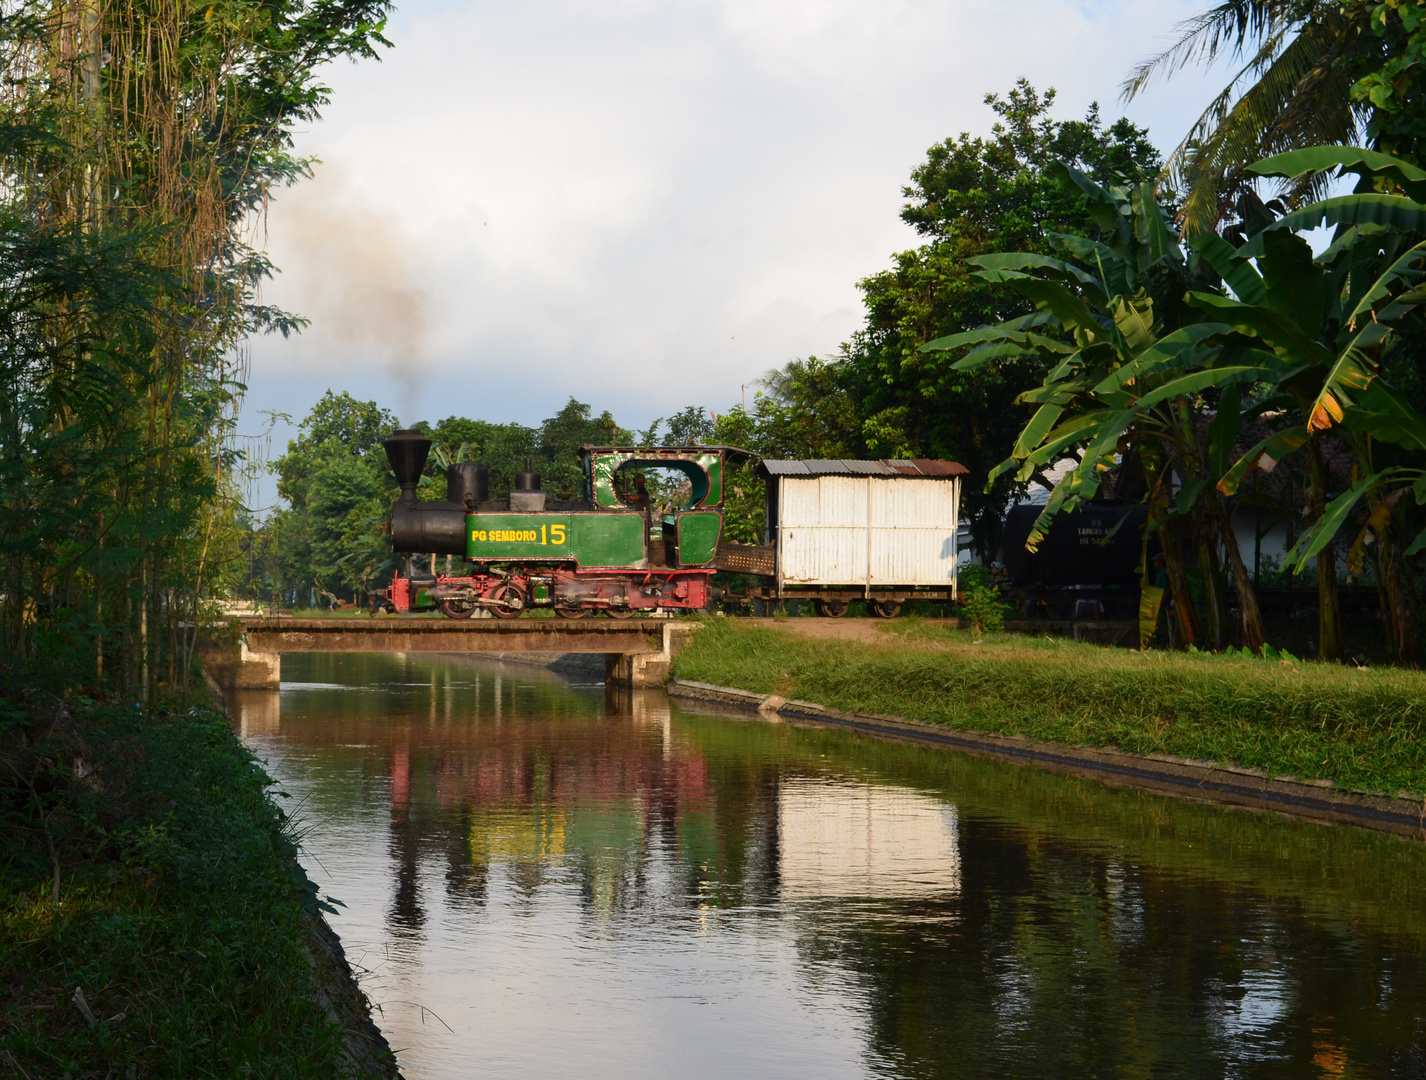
[382,430,754,619]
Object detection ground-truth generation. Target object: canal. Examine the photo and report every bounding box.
[232,652,1426,1079]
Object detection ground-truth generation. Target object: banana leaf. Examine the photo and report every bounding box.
[1249,146,1426,203]
[1284,469,1410,570]
[1237,195,1426,258]
[1188,232,1267,306]
[1186,293,1334,368]
[1218,426,1309,496]
[918,311,1059,354]
[969,253,1109,305]
[1090,323,1230,394]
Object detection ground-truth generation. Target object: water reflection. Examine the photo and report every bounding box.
[232,653,1426,1080]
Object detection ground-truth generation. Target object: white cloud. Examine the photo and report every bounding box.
[246,0,1226,442]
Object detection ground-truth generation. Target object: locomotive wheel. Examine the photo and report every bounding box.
[554,604,589,619]
[604,605,635,619]
[870,600,902,619]
[815,599,849,618]
[438,596,477,620]
[488,583,527,619]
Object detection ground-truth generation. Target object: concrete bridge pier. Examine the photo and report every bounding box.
[202,617,702,694]
[606,622,700,688]
[199,635,282,691]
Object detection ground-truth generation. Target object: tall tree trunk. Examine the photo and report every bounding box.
[1214,499,1266,653]
[1194,517,1228,650]
[1308,437,1343,661]
[1381,526,1418,667]
[1161,523,1198,646]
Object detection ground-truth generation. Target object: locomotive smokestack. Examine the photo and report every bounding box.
[384,429,431,505]
[514,456,541,492]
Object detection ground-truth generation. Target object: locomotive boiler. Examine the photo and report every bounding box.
[382,429,751,618]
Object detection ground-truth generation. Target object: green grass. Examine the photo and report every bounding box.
[673,617,1426,798]
[1,679,365,1078]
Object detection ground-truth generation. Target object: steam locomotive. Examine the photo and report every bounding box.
[381,429,751,618]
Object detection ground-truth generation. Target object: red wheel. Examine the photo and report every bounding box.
[554,605,589,619]
[604,605,635,619]
[438,596,476,620]
[488,583,527,619]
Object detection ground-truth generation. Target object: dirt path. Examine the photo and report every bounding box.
[747,616,957,645]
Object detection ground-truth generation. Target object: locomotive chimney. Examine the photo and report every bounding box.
[384,429,431,505]
[514,457,541,492]
[510,456,547,512]
[447,462,489,509]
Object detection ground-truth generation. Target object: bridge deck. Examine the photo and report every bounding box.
[237,616,679,655]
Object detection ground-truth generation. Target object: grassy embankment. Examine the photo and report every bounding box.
[672,617,1426,799]
[1,669,384,1078]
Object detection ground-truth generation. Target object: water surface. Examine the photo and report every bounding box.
[233,652,1426,1079]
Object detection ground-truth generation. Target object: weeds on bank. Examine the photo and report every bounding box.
[676,619,1426,798]
[0,662,353,1078]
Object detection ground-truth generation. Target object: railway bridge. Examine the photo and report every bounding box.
[201,616,701,691]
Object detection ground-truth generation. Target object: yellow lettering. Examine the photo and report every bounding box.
[551,524,566,545]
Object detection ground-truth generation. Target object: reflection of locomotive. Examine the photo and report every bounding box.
[382,429,752,618]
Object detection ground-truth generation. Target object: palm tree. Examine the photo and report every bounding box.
[1123,1,1375,235]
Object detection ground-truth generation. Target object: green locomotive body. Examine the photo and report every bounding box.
[382,430,747,619]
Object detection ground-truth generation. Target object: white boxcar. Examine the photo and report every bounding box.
[759,459,966,598]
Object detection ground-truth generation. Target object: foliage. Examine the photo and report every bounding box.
[254,395,635,602]
[0,664,368,1075]
[1122,0,1426,234]
[0,0,393,698]
[961,585,1008,635]
[927,144,1426,663]
[842,81,1162,558]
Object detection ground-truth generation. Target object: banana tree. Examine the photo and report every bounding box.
[1209,145,1426,662]
[921,165,1276,651]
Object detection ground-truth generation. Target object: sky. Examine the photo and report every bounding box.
[240,0,1234,507]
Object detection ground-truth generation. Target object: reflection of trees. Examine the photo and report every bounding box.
[787,818,1426,1077]
[272,655,1426,1076]
[370,688,789,945]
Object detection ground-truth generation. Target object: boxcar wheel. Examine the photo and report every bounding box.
[815,599,848,618]
[870,600,902,619]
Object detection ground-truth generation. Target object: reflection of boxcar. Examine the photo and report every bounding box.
[720,459,966,618]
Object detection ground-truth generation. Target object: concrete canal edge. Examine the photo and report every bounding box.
[203,672,403,1079]
[667,678,1426,841]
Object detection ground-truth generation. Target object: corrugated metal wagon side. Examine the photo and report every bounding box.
[758,459,966,609]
